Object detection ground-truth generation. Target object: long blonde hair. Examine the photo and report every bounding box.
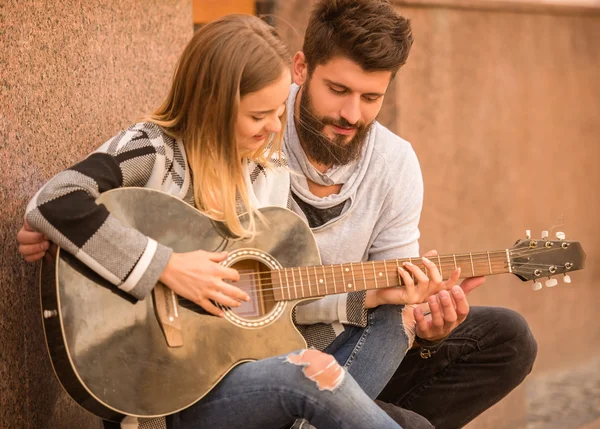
[147,15,290,238]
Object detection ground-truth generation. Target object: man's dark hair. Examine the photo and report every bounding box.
[302,0,413,77]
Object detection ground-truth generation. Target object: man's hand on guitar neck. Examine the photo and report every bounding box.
[365,249,464,308]
[362,248,486,342]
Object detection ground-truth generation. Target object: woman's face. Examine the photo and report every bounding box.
[236,68,291,154]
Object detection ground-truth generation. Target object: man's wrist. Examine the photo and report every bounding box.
[414,334,447,359]
[364,290,379,309]
[415,334,447,347]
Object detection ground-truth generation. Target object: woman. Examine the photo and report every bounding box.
[21,14,406,429]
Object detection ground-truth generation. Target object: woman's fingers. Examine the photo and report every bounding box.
[207,250,229,263]
[24,251,46,263]
[17,224,50,262]
[17,224,47,244]
[17,229,46,244]
[18,241,48,256]
[213,263,240,282]
[198,298,224,317]
[216,280,250,303]
[208,288,243,308]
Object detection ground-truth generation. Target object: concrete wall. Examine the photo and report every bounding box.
[275,1,600,428]
[397,6,600,428]
[0,2,192,428]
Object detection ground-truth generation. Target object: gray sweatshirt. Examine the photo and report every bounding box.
[286,84,424,333]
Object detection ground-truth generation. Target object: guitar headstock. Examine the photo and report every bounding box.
[509,231,585,290]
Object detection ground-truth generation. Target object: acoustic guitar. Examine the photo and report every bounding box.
[39,188,586,422]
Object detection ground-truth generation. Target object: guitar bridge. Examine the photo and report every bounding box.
[153,282,183,348]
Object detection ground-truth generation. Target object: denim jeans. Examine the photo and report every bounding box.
[326,304,409,398]
[102,305,407,429]
[293,306,537,429]
[168,350,403,429]
[378,306,538,429]
[288,304,409,429]
[105,305,536,429]
[171,305,409,429]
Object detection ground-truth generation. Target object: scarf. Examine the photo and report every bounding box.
[284,84,376,210]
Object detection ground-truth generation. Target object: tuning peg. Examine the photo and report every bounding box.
[556,232,566,240]
[526,230,531,239]
[532,281,543,291]
[541,230,549,240]
[545,278,558,287]
[563,274,571,284]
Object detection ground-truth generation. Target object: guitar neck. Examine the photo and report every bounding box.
[272,250,511,301]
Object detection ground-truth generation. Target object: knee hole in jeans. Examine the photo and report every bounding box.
[285,349,345,392]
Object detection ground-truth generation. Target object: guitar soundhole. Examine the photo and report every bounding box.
[227,259,276,320]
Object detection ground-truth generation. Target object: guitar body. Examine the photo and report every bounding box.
[40,189,587,422]
[40,188,322,422]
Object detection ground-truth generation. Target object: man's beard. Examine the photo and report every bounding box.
[296,82,373,167]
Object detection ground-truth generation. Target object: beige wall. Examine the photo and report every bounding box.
[275,1,600,428]
[0,2,192,428]
[394,5,600,372]
[395,6,600,428]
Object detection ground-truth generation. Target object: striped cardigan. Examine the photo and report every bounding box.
[26,122,369,429]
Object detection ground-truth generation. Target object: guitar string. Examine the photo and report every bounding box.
[172,246,576,303]
[175,265,570,301]
[199,265,572,296]
[178,262,566,313]
[229,246,566,281]
[217,246,574,288]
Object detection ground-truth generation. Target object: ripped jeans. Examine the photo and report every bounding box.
[289,304,409,429]
[169,305,408,429]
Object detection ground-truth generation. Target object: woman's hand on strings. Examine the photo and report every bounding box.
[159,250,248,317]
[17,220,247,317]
[365,250,461,308]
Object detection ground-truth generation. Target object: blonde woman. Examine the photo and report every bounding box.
[21,14,405,429]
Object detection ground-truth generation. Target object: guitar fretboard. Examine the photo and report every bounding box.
[272,251,511,301]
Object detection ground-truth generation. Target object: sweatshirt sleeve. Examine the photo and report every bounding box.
[295,139,424,327]
[25,123,173,300]
[293,291,368,327]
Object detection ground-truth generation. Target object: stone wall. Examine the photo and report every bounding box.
[0,2,192,427]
